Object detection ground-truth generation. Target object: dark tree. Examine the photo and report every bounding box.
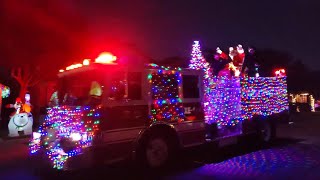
[255,49,293,77]
[202,48,216,65]
[10,66,41,99]
[255,49,315,95]
[0,0,90,80]
[0,1,90,125]
[155,56,189,68]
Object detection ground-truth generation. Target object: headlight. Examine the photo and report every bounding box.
[82,133,88,141]
[70,132,82,141]
[32,132,41,144]
[32,132,41,139]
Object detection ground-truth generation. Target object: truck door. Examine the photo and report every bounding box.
[148,69,206,147]
[177,72,206,147]
[98,71,148,160]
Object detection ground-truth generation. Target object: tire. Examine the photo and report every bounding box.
[257,120,276,143]
[137,130,178,171]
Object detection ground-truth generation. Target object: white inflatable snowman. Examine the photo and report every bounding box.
[7,97,33,137]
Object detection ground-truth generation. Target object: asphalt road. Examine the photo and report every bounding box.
[1,112,320,180]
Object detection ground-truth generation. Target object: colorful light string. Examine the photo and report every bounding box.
[147,65,185,123]
[1,84,10,98]
[241,76,289,119]
[29,106,101,170]
[209,77,242,127]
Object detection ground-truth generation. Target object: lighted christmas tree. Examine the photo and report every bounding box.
[189,41,209,69]
[189,41,214,123]
[189,40,214,84]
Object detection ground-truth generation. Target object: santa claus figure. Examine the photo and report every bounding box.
[228,47,241,77]
[7,97,23,115]
[215,47,232,77]
[217,47,229,60]
[233,44,245,70]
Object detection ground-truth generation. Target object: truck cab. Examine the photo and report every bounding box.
[30,53,206,170]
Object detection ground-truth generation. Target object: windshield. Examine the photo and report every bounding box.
[48,68,133,107]
[56,70,107,106]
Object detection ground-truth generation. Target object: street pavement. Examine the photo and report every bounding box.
[1,113,320,180]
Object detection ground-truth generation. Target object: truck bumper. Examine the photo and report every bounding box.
[30,148,94,171]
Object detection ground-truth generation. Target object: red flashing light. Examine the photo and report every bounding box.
[59,52,117,73]
[274,68,286,76]
[95,52,117,64]
[83,59,90,66]
[66,63,82,71]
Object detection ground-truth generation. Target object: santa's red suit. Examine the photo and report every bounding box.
[218,52,232,77]
[233,52,245,67]
[219,52,229,60]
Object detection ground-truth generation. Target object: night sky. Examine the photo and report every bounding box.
[1,0,320,70]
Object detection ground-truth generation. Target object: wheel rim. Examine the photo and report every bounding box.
[261,122,271,142]
[146,138,169,167]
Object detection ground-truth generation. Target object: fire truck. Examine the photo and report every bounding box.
[29,51,289,171]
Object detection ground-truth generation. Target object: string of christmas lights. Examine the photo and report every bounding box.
[209,77,243,127]
[148,65,184,123]
[29,106,101,170]
[241,77,289,119]
[1,85,10,98]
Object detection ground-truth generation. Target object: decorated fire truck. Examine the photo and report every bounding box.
[29,42,289,171]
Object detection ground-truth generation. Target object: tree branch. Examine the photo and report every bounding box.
[11,66,41,88]
[29,79,40,87]
[26,73,33,85]
[11,67,23,85]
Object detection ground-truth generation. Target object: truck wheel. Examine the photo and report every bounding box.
[146,137,169,168]
[137,131,178,170]
[258,120,276,143]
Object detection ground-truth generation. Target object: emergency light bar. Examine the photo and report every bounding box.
[59,52,117,73]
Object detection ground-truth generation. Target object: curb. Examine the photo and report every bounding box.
[0,136,30,144]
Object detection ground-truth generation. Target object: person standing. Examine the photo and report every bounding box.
[242,47,259,77]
